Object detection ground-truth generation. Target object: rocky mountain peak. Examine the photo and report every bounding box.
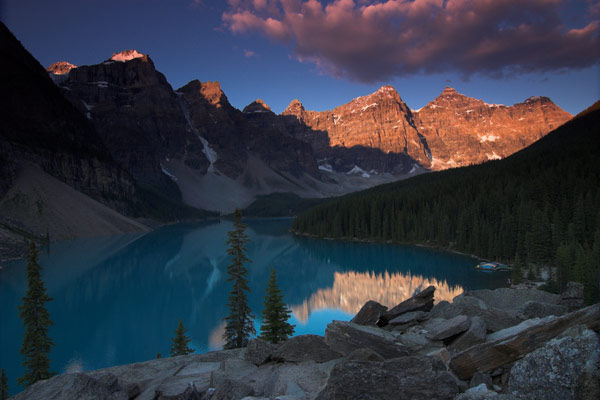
[46,61,76,75]
[283,99,305,115]
[110,49,146,62]
[243,98,272,114]
[523,96,552,104]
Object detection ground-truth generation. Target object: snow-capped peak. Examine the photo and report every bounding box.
[110,50,145,62]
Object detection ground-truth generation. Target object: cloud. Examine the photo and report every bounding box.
[244,49,257,57]
[222,0,600,82]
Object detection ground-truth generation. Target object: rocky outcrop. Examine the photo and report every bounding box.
[377,285,435,326]
[350,300,387,326]
[315,356,459,400]
[448,303,600,380]
[0,23,139,223]
[58,50,209,189]
[412,87,572,169]
[283,86,572,172]
[11,285,599,400]
[508,324,600,400]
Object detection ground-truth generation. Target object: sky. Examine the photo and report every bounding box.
[1,0,599,115]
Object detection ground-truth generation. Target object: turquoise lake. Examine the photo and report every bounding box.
[0,218,509,393]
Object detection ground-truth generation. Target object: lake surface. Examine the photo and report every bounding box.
[0,218,508,393]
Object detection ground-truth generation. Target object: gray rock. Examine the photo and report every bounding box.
[315,356,458,400]
[425,315,471,341]
[153,375,211,400]
[509,325,600,400]
[388,311,426,326]
[377,286,435,326]
[261,360,337,399]
[449,303,600,380]
[211,358,258,389]
[453,383,518,400]
[271,334,342,363]
[345,348,385,362]
[244,339,275,366]
[325,321,411,359]
[211,378,254,400]
[350,300,388,326]
[431,294,520,332]
[516,300,568,320]
[465,288,560,314]
[10,372,128,400]
[559,281,585,310]
[448,316,487,353]
[470,372,493,389]
[396,326,444,355]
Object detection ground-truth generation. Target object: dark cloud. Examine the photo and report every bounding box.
[222,0,600,82]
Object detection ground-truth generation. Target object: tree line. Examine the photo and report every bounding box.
[293,102,600,304]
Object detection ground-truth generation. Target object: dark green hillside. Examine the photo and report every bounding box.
[293,102,600,303]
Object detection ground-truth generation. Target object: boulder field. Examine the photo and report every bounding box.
[12,283,599,400]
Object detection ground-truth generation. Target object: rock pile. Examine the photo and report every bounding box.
[12,284,599,400]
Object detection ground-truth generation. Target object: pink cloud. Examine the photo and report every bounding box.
[222,0,600,82]
[244,49,257,57]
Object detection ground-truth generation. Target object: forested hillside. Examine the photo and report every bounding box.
[293,102,600,303]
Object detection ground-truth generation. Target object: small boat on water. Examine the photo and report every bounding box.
[476,261,512,271]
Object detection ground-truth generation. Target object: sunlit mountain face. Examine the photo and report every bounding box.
[290,270,463,323]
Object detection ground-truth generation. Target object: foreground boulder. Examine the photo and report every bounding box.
[271,334,342,363]
[11,372,129,400]
[325,321,410,359]
[377,286,435,327]
[508,325,600,400]
[315,356,458,400]
[449,303,600,380]
[350,300,387,326]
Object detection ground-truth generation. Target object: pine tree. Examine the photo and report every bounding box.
[18,242,54,387]
[260,268,295,344]
[1,368,8,400]
[170,319,193,356]
[223,209,255,349]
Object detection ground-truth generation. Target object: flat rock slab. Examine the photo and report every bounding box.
[449,304,600,380]
[509,325,600,400]
[448,316,487,354]
[430,295,520,332]
[425,315,471,341]
[261,360,338,399]
[389,311,426,326]
[351,300,388,326]
[465,288,560,315]
[315,357,458,400]
[377,286,436,326]
[271,334,342,363]
[325,321,411,359]
[516,300,568,320]
[11,372,128,400]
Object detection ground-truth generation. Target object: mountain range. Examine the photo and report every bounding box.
[0,22,574,249]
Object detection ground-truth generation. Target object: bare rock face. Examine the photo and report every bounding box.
[282,87,423,174]
[58,51,209,189]
[46,61,77,75]
[413,87,572,169]
[283,86,571,172]
[350,300,388,326]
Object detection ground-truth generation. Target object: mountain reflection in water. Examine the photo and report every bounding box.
[0,219,507,394]
[290,270,463,323]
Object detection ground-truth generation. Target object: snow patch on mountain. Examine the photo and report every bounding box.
[347,165,370,178]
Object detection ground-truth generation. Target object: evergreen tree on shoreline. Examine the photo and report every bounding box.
[260,268,295,344]
[1,368,8,400]
[18,242,54,387]
[170,319,193,356]
[223,209,255,349]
